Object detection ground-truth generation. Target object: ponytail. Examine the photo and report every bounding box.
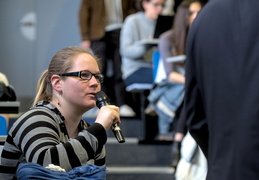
[33,70,52,105]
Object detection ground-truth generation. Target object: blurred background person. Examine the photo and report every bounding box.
[79,0,137,117]
[120,0,165,87]
[147,1,208,178]
[168,1,207,179]
[147,0,204,142]
[0,72,17,133]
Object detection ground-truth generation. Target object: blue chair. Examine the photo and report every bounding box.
[152,50,160,81]
[0,115,7,135]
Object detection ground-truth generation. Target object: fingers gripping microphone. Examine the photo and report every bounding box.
[95,91,125,143]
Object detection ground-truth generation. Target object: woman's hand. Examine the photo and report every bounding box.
[168,72,185,84]
[95,105,121,131]
[80,40,91,49]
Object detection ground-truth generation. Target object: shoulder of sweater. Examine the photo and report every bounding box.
[125,11,145,21]
[124,12,154,26]
[14,103,63,126]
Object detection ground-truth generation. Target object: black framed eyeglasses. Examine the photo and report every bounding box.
[149,1,165,8]
[60,70,104,83]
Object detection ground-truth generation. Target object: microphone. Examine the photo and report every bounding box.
[95,91,125,143]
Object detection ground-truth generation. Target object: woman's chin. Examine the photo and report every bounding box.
[88,103,97,110]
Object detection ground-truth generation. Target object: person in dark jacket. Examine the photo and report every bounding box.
[184,0,259,179]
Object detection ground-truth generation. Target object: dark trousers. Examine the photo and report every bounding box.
[124,67,153,86]
[91,29,126,106]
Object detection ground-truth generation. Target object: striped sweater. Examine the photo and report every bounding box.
[0,101,107,180]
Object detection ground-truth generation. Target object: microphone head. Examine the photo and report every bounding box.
[95,91,110,108]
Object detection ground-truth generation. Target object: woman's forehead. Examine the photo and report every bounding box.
[71,53,99,71]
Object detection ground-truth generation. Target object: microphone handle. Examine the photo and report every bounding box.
[112,123,125,143]
[96,96,125,143]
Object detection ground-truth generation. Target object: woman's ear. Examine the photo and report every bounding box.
[51,74,62,93]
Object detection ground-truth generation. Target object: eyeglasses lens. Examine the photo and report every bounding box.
[81,71,91,80]
[81,71,103,83]
[150,2,165,8]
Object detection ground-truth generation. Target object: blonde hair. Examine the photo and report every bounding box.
[33,46,101,105]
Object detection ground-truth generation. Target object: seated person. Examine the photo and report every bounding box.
[147,0,203,141]
[0,47,120,179]
[120,0,166,86]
